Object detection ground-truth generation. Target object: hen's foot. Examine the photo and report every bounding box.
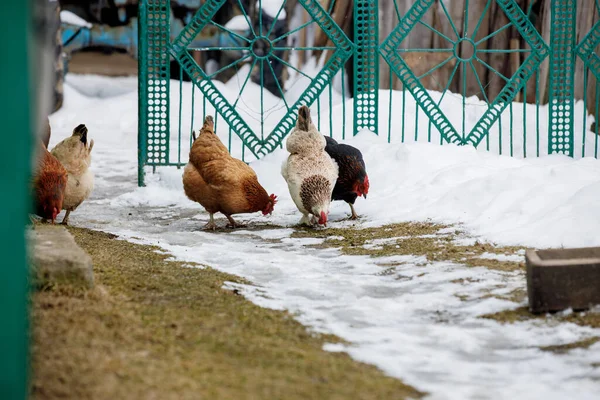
[225,215,245,229]
[204,221,218,231]
[61,210,71,226]
[204,213,217,231]
[349,203,358,220]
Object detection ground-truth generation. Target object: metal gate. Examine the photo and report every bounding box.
[138,0,600,186]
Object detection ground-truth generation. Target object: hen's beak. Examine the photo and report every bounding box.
[363,194,367,199]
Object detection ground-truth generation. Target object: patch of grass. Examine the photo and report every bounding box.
[482,307,600,353]
[482,307,600,329]
[292,223,526,272]
[30,227,422,400]
[540,337,600,354]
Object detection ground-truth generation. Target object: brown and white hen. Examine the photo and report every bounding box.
[281,106,338,226]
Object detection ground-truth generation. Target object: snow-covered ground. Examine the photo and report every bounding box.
[48,74,600,399]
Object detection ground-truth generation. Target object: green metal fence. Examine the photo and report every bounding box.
[138,0,600,186]
[0,0,31,398]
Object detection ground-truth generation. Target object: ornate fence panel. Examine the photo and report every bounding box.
[138,0,600,185]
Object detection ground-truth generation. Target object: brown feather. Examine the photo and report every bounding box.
[32,141,68,222]
[183,116,274,217]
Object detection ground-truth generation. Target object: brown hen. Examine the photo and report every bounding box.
[32,141,68,223]
[182,116,276,230]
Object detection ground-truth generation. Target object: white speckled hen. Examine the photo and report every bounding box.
[50,124,94,225]
[281,106,338,226]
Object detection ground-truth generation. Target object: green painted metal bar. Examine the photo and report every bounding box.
[469,60,489,103]
[401,88,406,142]
[509,102,514,157]
[536,70,540,157]
[259,0,263,36]
[233,58,258,108]
[138,0,148,186]
[464,0,470,36]
[189,46,248,51]
[438,0,461,39]
[381,0,462,145]
[548,0,576,156]
[208,53,252,79]
[472,0,493,39]
[417,20,456,44]
[466,0,549,147]
[596,80,600,158]
[267,61,289,110]
[388,70,393,143]
[418,55,455,79]
[270,53,313,79]
[414,99,419,141]
[178,69,183,167]
[210,21,252,43]
[0,0,30,397]
[475,23,512,46]
[265,2,286,38]
[354,0,379,135]
[582,67,589,157]
[273,46,338,51]
[191,81,196,150]
[437,61,461,107]
[462,63,467,141]
[138,0,170,177]
[317,97,321,130]
[272,20,314,44]
[236,0,257,37]
[396,48,454,53]
[260,59,264,141]
[329,82,333,137]
[499,108,503,155]
[341,64,346,140]
[523,84,527,158]
[475,56,510,81]
[392,0,402,21]
[477,49,531,53]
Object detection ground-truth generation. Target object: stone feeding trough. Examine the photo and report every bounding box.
[526,247,600,314]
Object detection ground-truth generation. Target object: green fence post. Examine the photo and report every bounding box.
[0,0,31,398]
[353,0,379,135]
[138,0,171,186]
[548,0,576,156]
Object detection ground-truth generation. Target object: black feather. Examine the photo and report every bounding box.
[73,124,88,145]
[324,136,367,204]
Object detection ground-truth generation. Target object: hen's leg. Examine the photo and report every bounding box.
[204,213,217,231]
[225,214,246,229]
[299,213,312,226]
[348,203,358,220]
[61,210,71,225]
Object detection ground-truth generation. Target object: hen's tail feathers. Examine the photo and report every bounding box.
[73,124,88,145]
[203,116,214,131]
[192,130,197,141]
[297,106,311,131]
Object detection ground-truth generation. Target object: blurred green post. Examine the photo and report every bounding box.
[0,0,32,398]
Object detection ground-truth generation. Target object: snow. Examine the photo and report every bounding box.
[225,15,251,31]
[479,252,524,263]
[48,73,600,399]
[60,10,92,29]
[259,0,287,20]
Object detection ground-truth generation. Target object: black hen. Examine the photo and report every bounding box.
[324,136,370,219]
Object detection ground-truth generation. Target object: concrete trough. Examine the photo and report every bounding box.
[526,247,600,314]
